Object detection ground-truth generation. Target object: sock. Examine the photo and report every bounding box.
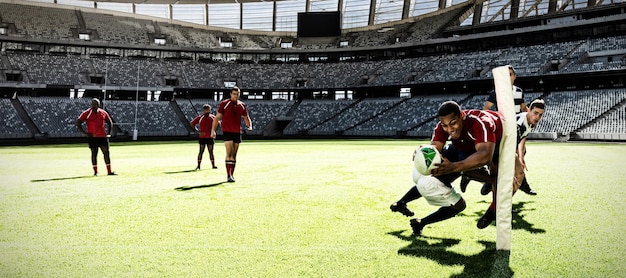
[398,186,421,204]
[210,159,215,167]
[106,164,112,174]
[93,165,98,174]
[197,160,202,168]
[421,206,460,226]
[226,161,235,176]
[488,201,496,211]
[231,161,237,175]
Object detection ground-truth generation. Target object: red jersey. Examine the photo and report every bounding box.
[191,113,215,138]
[78,108,111,137]
[432,109,502,153]
[217,99,248,133]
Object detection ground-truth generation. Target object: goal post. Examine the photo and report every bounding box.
[492,65,516,251]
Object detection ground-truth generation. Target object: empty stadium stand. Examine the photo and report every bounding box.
[0,1,624,143]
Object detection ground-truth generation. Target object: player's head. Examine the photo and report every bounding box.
[527,99,545,126]
[91,98,100,109]
[202,104,211,114]
[229,86,240,100]
[508,66,517,84]
[437,101,464,139]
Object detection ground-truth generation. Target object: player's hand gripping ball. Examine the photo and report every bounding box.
[413,145,442,176]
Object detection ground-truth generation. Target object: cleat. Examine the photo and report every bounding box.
[477,209,496,229]
[410,218,424,236]
[390,202,414,217]
[107,172,117,176]
[512,209,521,214]
[227,176,235,182]
[519,181,537,195]
[212,166,218,169]
[195,167,201,171]
[94,172,98,176]
[480,183,492,196]
[460,175,469,193]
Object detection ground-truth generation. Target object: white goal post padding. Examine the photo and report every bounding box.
[493,65,515,251]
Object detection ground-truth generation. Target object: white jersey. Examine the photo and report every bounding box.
[412,169,462,207]
[486,85,525,113]
[516,112,534,141]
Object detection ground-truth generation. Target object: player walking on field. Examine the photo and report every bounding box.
[75,98,116,176]
[191,104,218,170]
[211,87,252,182]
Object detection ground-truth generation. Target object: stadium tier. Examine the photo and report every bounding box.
[0,1,624,142]
[1,88,625,141]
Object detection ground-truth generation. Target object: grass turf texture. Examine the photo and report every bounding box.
[0,140,625,277]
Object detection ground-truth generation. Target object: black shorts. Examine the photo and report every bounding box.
[222,132,242,143]
[88,137,109,149]
[199,138,215,145]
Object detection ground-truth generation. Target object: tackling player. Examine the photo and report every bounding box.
[429,101,524,229]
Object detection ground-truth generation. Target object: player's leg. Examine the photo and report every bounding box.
[100,139,115,175]
[411,198,466,236]
[90,146,99,176]
[478,154,524,229]
[230,141,240,174]
[518,177,536,195]
[224,139,236,182]
[390,185,422,217]
[225,133,242,182]
[196,143,205,170]
[87,138,99,175]
[208,139,217,169]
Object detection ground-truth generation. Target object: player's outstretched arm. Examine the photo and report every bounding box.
[432,141,495,176]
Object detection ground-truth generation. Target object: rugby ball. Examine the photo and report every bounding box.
[413,145,442,176]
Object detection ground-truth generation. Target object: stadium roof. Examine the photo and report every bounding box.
[89,0,271,3]
[23,0,618,32]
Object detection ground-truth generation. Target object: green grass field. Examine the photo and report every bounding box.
[1,139,625,277]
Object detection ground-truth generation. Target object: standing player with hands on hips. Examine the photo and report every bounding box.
[75,98,116,176]
[211,86,252,183]
[191,104,218,170]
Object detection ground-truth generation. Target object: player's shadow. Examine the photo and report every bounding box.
[164,169,199,174]
[512,201,545,234]
[470,201,545,234]
[388,230,513,277]
[174,181,227,191]
[31,175,95,183]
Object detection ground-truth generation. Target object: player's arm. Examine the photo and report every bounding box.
[519,102,528,112]
[517,137,528,170]
[190,119,199,134]
[243,115,252,131]
[483,91,496,110]
[75,119,89,137]
[432,141,495,176]
[211,112,222,138]
[105,116,112,136]
[430,140,445,154]
[483,101,495,110]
